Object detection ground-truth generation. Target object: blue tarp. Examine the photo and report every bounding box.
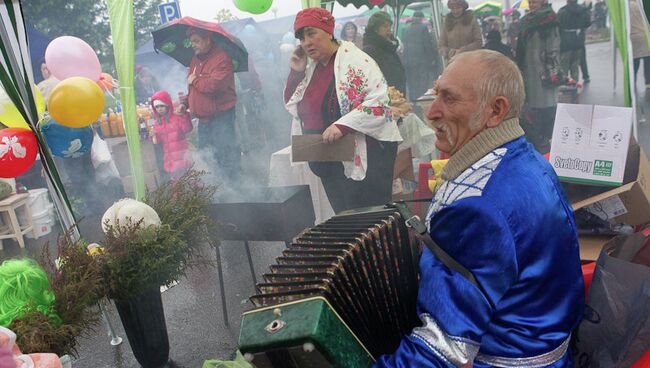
[26,24,52,83]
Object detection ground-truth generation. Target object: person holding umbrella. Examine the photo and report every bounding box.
[177,27,240,183]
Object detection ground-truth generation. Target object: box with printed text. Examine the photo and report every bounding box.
[550,103,633,186]
[564,142,650,226]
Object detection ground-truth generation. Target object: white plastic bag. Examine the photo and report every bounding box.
[90,133,111,167]
[90,133,119,181]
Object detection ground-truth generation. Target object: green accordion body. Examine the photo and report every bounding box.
[238,297,374,368]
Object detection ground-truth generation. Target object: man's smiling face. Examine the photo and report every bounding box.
[426,55,487,155]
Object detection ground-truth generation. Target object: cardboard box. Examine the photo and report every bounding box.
[112,140,160,177]
[579,235,612,261]
[550,103,633,186]
[291,134,355,162]
[121,171,160,194]
[567,143,650,226]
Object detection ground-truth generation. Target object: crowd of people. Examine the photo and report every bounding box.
[17,0,641,365]
[27,0,624,219]
[119,0,620,194]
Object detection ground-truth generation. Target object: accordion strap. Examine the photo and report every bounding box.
[389,200,492,306]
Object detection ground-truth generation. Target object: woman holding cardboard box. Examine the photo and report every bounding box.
[284,8,402,213]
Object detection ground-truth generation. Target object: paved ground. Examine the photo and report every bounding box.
[1,39,649,367]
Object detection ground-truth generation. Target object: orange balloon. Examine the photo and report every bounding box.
[48,77,104,128]
[97,72,113,91]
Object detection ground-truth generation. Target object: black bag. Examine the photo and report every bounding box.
[573,232,650,367]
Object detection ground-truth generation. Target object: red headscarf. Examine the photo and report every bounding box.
[294,8,335,35]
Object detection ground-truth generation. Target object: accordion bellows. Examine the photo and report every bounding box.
[239,207,421,367]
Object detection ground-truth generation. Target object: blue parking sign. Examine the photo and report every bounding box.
[159,1,181,24]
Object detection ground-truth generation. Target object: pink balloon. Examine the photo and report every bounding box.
[45,36,101,81]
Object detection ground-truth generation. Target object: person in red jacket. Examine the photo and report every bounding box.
[179,27,241,184]
[151,90,193,180]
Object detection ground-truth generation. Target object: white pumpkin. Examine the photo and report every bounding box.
[101,198,161,233]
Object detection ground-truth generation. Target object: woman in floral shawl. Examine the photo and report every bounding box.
[284,7,402,213]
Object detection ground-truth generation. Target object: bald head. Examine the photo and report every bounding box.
[449,50,525,119]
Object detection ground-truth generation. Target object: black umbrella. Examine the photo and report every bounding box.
[152,16,248,72]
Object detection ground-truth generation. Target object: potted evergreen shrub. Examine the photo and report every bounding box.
[96,170,216,368]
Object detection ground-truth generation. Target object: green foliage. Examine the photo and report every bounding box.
[22,0,166,74]
[10,232,105,356]
[145,169,218,255]
[100,221,186,300]
[11,311,79,357]
[44,235,105,328]
[99,169,218,300]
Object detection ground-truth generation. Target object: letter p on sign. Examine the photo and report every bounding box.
[159,1,181,24]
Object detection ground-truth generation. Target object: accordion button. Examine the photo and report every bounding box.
[303,342,315,353]
[273,308,282,317]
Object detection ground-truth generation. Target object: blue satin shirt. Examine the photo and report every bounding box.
[376,137,584,367]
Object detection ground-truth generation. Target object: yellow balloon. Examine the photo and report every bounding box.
[48,77,104,128]
[0,85,45,129]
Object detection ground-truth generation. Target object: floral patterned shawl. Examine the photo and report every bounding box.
[285,40,402,180]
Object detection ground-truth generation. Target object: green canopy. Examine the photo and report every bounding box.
[474,1,502,17]
[321,0,427,34]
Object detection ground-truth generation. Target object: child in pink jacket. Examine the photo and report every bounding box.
[150,90,193,180]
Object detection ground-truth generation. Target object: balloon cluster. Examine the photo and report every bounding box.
[45,36,105,128]
[0,36,108,178]
[234,0,273,15]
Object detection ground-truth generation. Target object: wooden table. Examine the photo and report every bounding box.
[0,193,36,249]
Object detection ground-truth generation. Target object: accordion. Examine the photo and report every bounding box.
[238,206,421,367]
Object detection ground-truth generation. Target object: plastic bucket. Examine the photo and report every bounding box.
[28,188,50,213]
[17,188,51,224]
[26,204,54,239]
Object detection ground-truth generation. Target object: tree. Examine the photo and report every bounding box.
[214,8,238,23]
[22,0,165,74]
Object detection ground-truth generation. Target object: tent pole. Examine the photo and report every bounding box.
[624,0,639,139]
[612,25,616,92]
[431,0,441,41]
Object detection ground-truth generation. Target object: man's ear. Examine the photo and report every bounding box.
[486,96,510,128]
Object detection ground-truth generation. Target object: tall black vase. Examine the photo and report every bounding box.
[114,288,170,368]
